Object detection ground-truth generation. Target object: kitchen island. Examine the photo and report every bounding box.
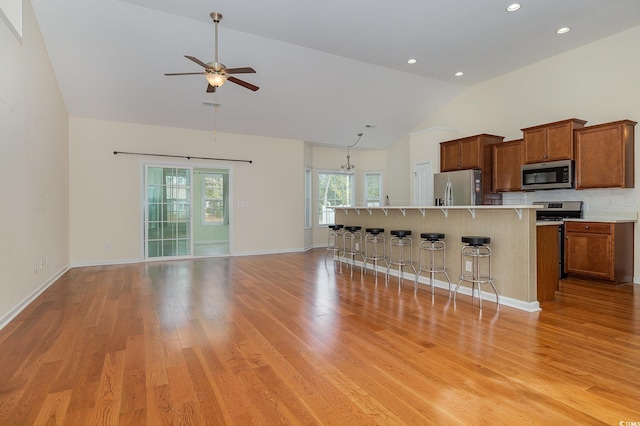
[333,205,541,312]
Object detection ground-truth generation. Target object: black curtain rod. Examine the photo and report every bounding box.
[113,150,252,164]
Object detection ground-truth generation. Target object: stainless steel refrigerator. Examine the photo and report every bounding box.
[433,169,482,206]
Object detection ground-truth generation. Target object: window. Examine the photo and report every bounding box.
[203,174,225,225]
[164,172,190,221]
[364,172,383,207]
[318,171,354,226]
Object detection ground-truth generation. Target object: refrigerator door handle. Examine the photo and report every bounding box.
[445,180,452,206]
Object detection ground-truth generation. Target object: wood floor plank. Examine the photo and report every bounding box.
[90,350,126,425]
[1,249,639,424]
[32,389,72,426]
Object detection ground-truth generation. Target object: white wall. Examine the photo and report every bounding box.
[69,118,305,264]
[385,135,411,206]
[409,25,640,280]
[0,0,69,326]
[408,127,460,204]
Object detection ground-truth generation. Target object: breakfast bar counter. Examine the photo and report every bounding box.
[333,205,541,312]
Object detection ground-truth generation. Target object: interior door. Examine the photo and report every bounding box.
[414,162,433,206]
[144,165,192,259]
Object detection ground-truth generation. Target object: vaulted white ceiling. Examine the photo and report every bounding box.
[31,0,640,148]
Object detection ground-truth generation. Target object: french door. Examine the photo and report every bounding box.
[144,165,192,259]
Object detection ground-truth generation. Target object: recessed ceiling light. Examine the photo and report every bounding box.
[454,71,464,77]
[556,27,571,34]
[407,58,417,64]
[506,3,521,12]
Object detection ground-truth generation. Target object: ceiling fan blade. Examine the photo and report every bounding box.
[227,76,259,91]
[185,55,212,70]
[206,84,217,93]
[225,67,256,74]
[164,72,206,76]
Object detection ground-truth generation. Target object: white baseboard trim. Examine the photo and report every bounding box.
[233,247,307,257]
[0,265,70,331]
[70,258,142,268]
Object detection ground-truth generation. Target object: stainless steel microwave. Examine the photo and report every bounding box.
[521,160,573,190]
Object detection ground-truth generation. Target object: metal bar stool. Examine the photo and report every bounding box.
[341,226,363,278]
[453,236,499,310]
[385,230,417,288]
[361,228,388,283]
[415,232,452,296]
[325,224,344,265]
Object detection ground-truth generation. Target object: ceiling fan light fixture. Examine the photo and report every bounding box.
[206,72,227,87]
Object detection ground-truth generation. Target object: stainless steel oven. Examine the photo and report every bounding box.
[534,201,583,278]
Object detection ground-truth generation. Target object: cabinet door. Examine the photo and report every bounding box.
[523,128,547,163]
[575,123,628,189]
[545,122,574,161]
[565,232,613,280]
[459,138,481,169]
[493,140,523,192]
[537,225,559,303]
[440,141,460,171]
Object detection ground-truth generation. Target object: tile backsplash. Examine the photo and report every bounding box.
[503,188,638,220]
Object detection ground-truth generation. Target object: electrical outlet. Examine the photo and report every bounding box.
[465,260,473,272]
[40,259,44,269]
[105,243,112,251]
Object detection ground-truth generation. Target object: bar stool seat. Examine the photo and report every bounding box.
[385,230,417,288]
[462,236,491,246]
[415,232,451,295]
[453,236,499,309]
[362,228,388,283]
[341,226,363,278]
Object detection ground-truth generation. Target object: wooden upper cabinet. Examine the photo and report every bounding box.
[459,137,482,169]
[493,139,524,192]
[574,120,636,189]
[522,118,587,164]
[440,141,462,172]
[439,134,504,172]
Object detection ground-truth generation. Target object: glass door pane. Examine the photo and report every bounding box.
[145,166,192,259]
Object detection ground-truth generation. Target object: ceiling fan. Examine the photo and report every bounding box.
[164,12,259,93]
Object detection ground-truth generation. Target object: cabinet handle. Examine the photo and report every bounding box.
[585,225,590,229]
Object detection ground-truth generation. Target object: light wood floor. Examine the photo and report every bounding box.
[1,249,639,425]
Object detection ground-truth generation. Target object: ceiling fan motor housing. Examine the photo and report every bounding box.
[210,12,222,23]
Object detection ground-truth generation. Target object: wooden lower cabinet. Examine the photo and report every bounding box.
[564,221,634,283]
[537,225,559,303]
